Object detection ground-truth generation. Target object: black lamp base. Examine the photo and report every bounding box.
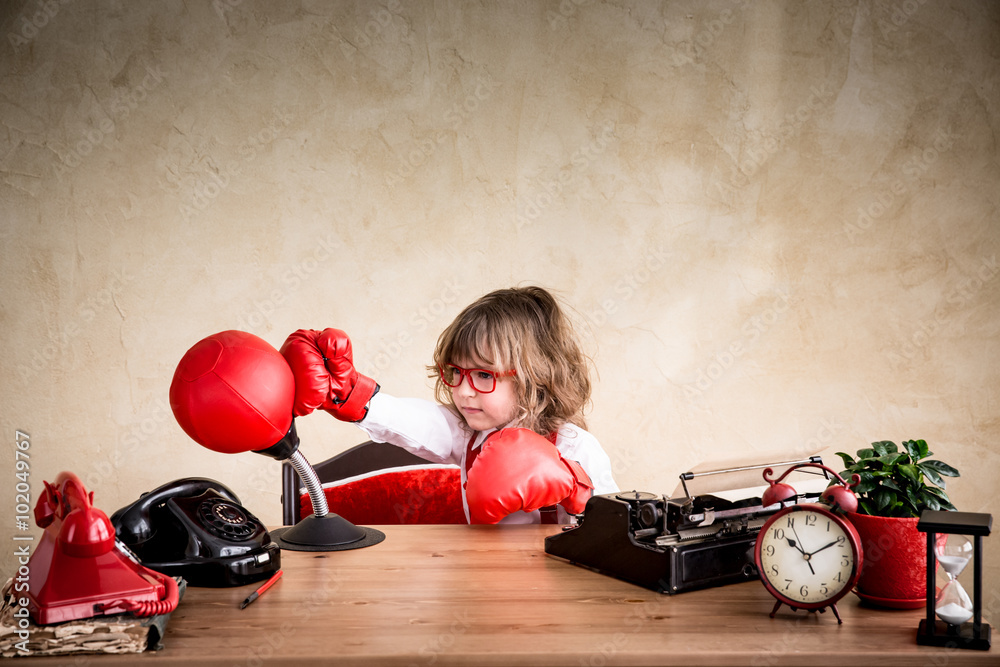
[270,513,386,552]
[917,619,991,651]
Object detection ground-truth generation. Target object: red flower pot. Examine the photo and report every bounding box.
[847,512,945,604]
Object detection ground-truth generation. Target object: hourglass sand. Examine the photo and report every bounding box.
[935,535,974,625]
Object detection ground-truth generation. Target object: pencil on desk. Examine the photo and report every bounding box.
[241,570,283,609]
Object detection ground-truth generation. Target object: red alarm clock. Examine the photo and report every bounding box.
[754,462,863,624]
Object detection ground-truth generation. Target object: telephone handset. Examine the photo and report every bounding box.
[111,478,281,587]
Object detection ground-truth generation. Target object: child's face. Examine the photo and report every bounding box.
[448,356,518,432]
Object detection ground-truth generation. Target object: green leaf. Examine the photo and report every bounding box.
[920,459,960,478]
[839,463,860,478]
[835,452,856,468]
[872,441,897,456]
[880,499,905,517]
[898,464,920,486]
[896,502,919,518]
[856,447,877,461]
[924,486,957,511]
[857,498,875,515]
[917,463,945,488]
[878,453,908,468]
[852,471,882,495]
[858,460,883,473]
[874,489,896,512]
[853,480,878,495]
[880,478,903,493]
[924,486,956,510]
[924,486,950,501]
[919,490,942,511]
[904,439,930,461]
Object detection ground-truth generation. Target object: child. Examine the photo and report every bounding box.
[280,286,619,524]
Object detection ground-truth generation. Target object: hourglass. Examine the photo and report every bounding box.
[916,510,992,650]
[935,535,973,625]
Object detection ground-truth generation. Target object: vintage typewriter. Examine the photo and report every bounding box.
[544,454,829,594]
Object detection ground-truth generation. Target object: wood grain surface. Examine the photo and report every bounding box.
[21,525,995,666]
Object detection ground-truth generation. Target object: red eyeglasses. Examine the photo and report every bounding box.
[439,364,516,394]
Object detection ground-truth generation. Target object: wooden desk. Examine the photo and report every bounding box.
[24,525,995,665]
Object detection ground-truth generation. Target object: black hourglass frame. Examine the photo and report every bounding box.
[916,510,992,651]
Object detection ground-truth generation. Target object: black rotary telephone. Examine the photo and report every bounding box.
[110,478,280,587]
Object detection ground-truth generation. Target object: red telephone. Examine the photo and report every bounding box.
[27,472,179,625]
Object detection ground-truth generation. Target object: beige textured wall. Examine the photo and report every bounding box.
[2,0,998,598]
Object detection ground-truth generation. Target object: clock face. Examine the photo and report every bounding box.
[755,505,860,608]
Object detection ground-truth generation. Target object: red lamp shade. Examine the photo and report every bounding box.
[169,330,295,454]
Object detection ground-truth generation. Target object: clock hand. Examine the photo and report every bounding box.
[789,525,816,575]
[807,539,841,557]
[785,537,805,554]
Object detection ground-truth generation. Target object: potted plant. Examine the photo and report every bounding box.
[834,439,959,607]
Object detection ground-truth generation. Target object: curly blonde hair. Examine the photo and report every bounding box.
[428,286,592,436]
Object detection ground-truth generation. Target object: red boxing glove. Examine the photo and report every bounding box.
[279,328,378,422]
[465,428,594,524]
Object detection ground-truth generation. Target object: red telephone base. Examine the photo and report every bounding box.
[29,536,168,625]
[27,472,179,626]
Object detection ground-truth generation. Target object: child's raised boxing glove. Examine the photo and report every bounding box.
[465,428,594,524]
[279,328,378,422]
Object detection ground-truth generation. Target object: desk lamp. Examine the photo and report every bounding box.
[169,330,384,552]
[916,510,991,650]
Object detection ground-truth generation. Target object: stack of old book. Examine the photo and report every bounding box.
[0,578,185,658]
